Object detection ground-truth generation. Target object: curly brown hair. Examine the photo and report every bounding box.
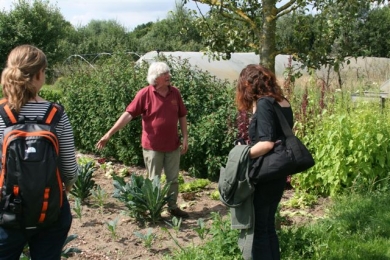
[235,64,284,111]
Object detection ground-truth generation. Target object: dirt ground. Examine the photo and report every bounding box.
[65,155,329,260]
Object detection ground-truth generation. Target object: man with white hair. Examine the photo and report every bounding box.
[96,61,189,218]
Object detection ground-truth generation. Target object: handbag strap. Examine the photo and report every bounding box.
[272,102,294,138]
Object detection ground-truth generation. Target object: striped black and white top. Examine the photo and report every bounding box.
[0,101,78,188]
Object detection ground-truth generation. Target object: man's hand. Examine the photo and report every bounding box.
[96,134,110,150]
[181,136,188,154]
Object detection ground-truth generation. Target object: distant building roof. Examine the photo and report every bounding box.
[137,51,390,86]
[137,51,301,82]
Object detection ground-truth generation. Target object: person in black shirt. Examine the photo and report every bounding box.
[236,64,293,260]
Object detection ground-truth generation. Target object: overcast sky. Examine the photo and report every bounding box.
[0,0,210,31]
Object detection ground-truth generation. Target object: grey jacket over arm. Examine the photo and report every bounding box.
[219,145,255,260]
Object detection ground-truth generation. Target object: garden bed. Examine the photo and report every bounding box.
[65,154,328,260]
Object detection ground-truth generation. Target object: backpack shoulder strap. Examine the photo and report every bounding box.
[0,100,64,127]
[42,102,64,127]
[0,98,18,127]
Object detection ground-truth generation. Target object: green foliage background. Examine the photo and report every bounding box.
[294,100,390,196]
[0,0,72,72]
[56,53,145,166]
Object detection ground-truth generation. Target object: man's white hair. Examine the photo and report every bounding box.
[147,62,170,85]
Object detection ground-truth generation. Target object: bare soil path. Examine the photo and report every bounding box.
[65,155,329,260]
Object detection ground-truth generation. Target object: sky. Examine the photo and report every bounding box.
[0,0,210,31]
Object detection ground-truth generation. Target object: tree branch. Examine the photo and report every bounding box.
[275,48,298,56]
[276,0,301,19]
[193,0,222,5]
[276,5,300,19]
[191,0,221,43]
[276,0,297,13]
[193,0,261,37]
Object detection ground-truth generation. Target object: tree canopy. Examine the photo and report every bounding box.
[183,0,387,74]
[0,0,72,69]
[1,0,390,79]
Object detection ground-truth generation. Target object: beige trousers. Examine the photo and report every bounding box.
[142,147,181,209]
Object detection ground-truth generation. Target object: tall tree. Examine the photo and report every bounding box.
[354,6,390,57]
[133,2,203,54]
[68,20,136,58]
[0,0,72,69]
[183,0,386,73]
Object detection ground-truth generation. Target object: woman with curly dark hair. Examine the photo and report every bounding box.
[236,64,293,260]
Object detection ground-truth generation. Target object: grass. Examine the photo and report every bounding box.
[280,190,390,260]
[165,190,390,260]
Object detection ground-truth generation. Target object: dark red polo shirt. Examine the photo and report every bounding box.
[126,85,187,152]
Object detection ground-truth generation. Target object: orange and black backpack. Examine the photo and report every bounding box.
[0,99,64,229]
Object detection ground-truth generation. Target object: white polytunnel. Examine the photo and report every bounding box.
[137,51,390,90]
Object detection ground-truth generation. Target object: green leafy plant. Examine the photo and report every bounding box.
[165,216,182,235]
[292,89,390,196]
[164,212,241,259]
[61,234,82,258]
[118,167,129,177]
[210,189,220,200]
[106,217,119,240]
[72,198,82,221]
[282,191,318,209]
[70,162,97,202]
[77,156,95,166]
[172,216,182,233]
[91,184,109,213]
[100,161,115,178]
[133,228,156,249]
[179,178,211,193]
[112,174,172,224]
[193,218,210,240]
[39,86,63,103]
[275,204,289,230]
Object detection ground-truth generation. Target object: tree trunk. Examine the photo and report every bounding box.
[260,0,277,73]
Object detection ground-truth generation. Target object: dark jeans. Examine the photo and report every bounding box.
[252,176,286,260]
[0,197,72,260]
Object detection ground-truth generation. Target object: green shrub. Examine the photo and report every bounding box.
[0,84,63,103]
[183,103,237,179]
[39,86,63,103]
[293,101,390,196]
[57,54,145,165]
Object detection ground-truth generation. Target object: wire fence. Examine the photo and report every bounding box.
[62,52,144,68]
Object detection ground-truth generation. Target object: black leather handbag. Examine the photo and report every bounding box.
[249,102,315,183]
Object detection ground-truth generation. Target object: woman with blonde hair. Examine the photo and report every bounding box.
[0,45,77,259]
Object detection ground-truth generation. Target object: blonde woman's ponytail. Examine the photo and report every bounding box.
[0,45,47,113]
